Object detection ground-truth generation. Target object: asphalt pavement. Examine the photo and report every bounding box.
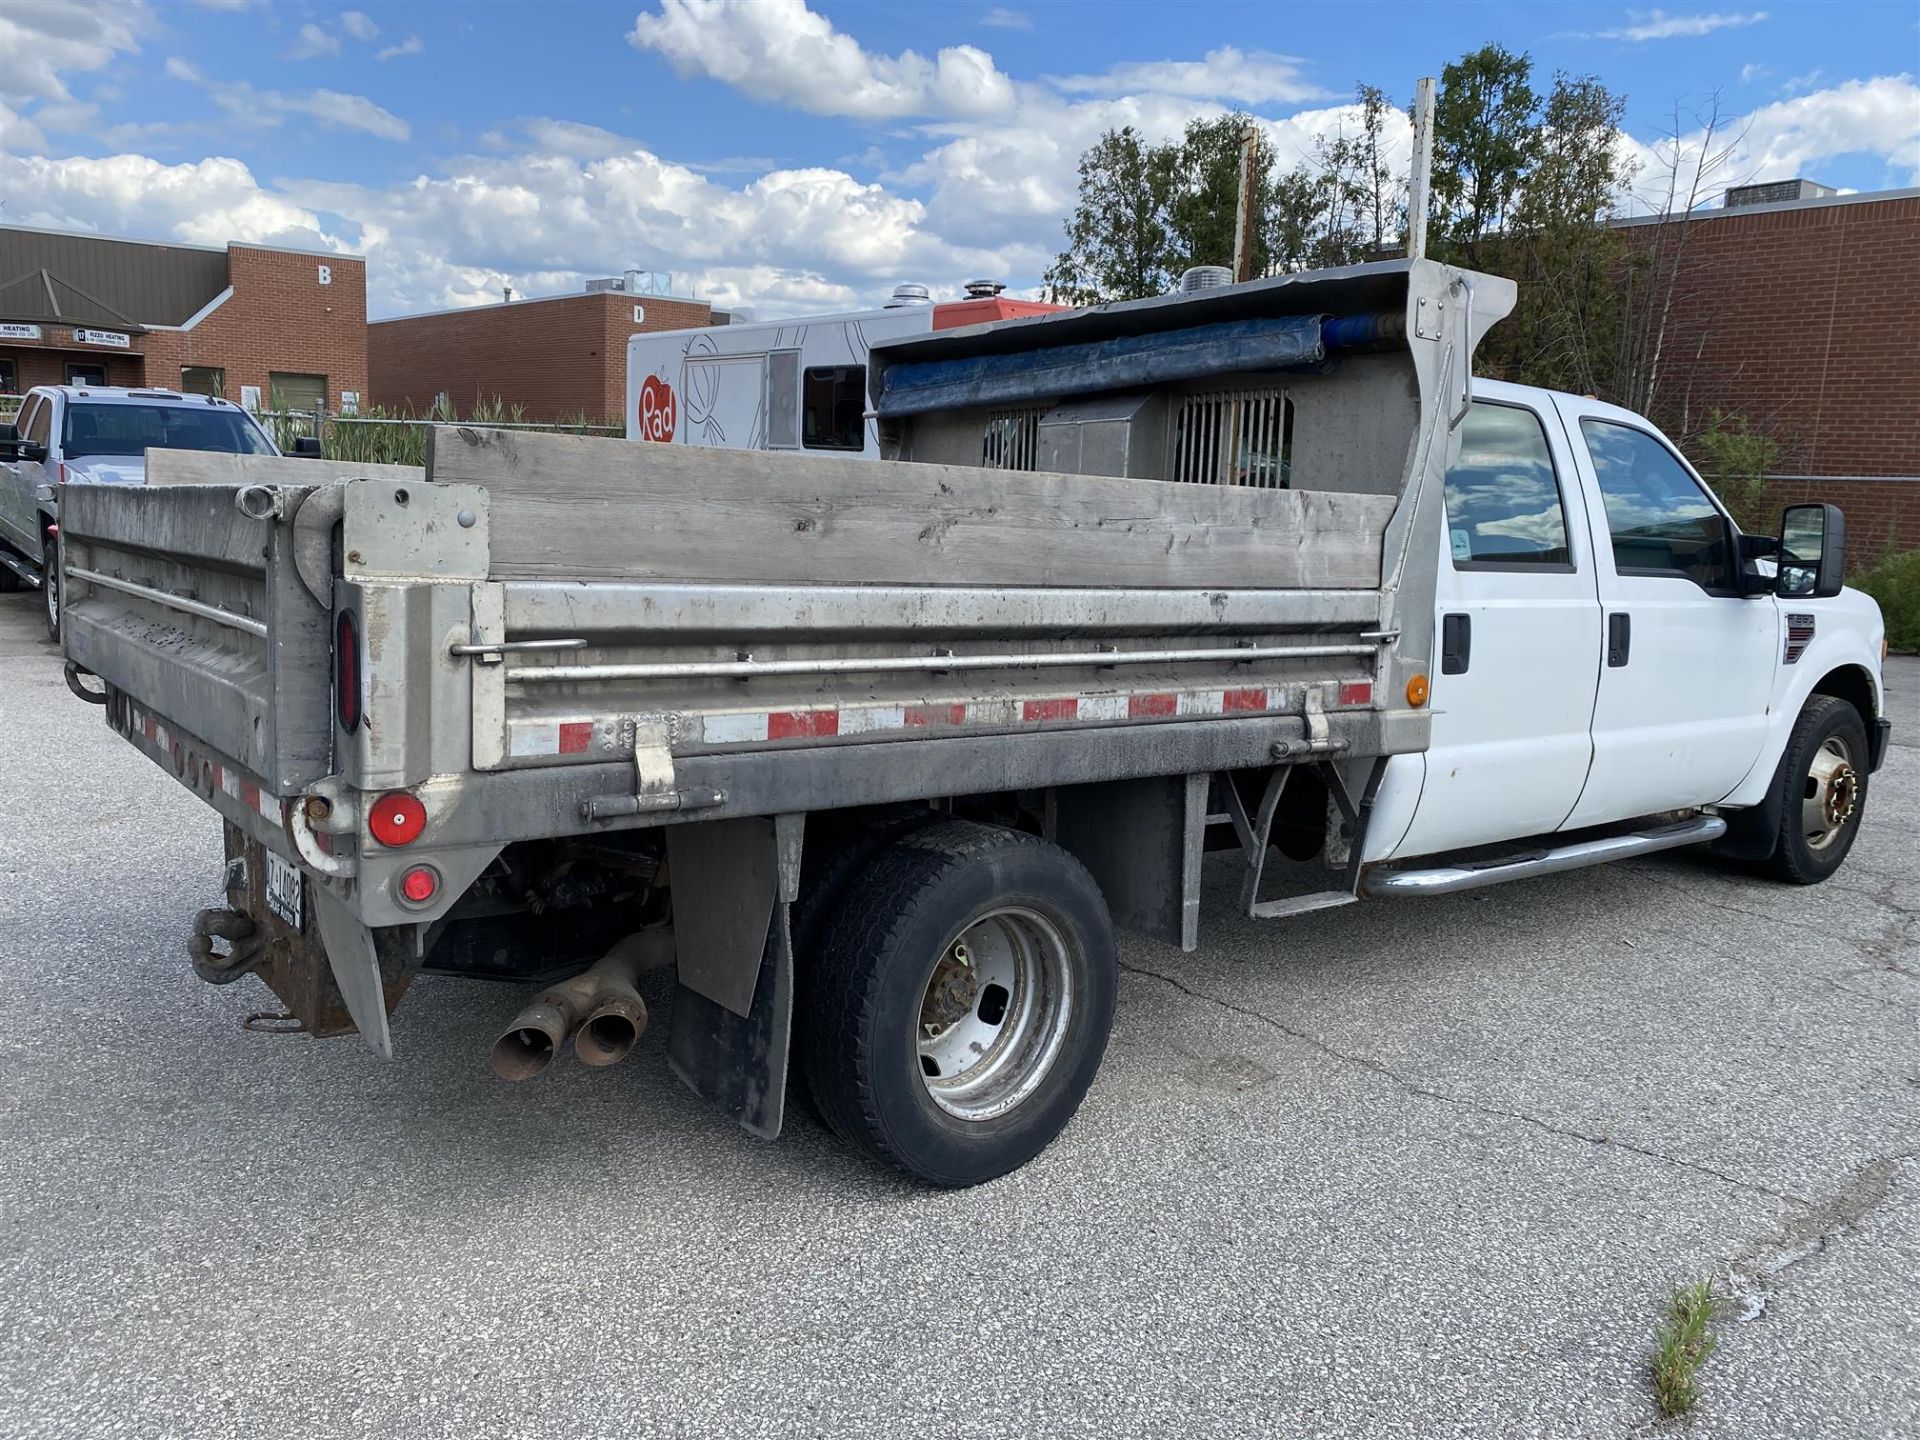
[1,587,1914,1439]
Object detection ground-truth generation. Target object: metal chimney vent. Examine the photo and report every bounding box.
[964,279,1006,299]
[886,283,933,308]
[1179,266,1232,294]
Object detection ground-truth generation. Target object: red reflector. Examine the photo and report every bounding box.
[399,865,439,903]
[1338,681,1374,706]
[368,792,427,847]
[336,611,360,732]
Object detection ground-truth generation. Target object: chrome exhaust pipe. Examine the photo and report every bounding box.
[575,930,674,1068]
[487,931,674,1081]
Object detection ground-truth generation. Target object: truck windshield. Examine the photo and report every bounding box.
[60,403,277,459]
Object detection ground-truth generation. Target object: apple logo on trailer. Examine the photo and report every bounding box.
[637,374,676,442]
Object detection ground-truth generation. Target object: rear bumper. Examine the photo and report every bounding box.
[1870,717,1891,773]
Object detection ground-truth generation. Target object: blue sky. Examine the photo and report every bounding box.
[4,1,1917,318]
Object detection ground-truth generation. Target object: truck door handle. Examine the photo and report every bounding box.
[1441,613,1471,674]
[1608,612,1631,667]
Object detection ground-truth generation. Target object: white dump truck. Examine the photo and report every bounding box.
[57,260,1888,1186]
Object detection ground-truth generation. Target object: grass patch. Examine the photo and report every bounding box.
[1650,1277,1721,1417]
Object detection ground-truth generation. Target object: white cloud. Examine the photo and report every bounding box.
[981,7,1031,28]
[1596,9,1767,42]
[629,0,1017,119]
[340,11,379,42]
[1621,74,1920,210]
[0,153,341,252]
[377,35,425,62]
[164,59,412,142]
[1050,47,1332,105]
[1740,63,1769,83]
[0,0,147,105]
[1,100,50,155]
[287,22,342,60]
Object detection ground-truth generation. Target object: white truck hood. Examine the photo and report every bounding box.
[63,457,147,486]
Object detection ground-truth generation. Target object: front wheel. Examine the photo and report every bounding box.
[1753,695,1869,884]
[798,820,1117,1187]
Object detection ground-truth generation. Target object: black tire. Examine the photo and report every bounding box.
[799,819,1116,1188]
[1752,695,1870,885]
[42,532,59,640]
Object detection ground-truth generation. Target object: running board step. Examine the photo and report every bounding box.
[1359,816,1728,898]
[0,549,42,588]
[1249,891,1358,919]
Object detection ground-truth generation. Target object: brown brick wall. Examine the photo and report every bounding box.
[1,245,366,409]
[1625,194,1920,553]
[367,291,711,423]
[1759,476,1920,556]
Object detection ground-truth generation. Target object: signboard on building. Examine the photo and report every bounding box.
[0,323,43,341]
[73,328,131,349]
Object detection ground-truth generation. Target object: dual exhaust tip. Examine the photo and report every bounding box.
[488,931,673,1082]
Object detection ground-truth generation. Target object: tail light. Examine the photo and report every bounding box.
[397,864,441,905]
[335,610,360,732]
[368,792,428,847]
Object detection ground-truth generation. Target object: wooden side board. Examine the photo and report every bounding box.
[145,450,424,487]
[429,426,1395,590]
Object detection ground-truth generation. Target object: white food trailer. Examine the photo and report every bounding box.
[624,283,1059,457]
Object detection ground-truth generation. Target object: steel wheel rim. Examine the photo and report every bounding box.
[1802,735,1858,851]
[916,906,1074,1122]
[44,557,57,632]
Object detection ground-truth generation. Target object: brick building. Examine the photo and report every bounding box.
[0,226,367,413]
[1615,184,1920,551]
[368,281,713,423]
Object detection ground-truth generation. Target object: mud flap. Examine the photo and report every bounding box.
[313,886,397,1060]
[666,903,793,1140]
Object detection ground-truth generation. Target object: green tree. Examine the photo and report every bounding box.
[1165,113,1273,276]
[1429,43,1538,266]
[1485,71,1632,394]
[1044,126,1173,304]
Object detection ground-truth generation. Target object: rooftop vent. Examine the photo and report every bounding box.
[885,283,933,308]
[1178,265,1232,294]
[963,279,1006,299]
[1724,179,1837,208]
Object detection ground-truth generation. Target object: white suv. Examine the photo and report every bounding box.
[0,386,286,637]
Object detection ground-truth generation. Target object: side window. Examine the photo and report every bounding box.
[766,350,800,449]
[802,366,865,451]
[12,397,40,443]
[1443,401,1572,568]
[1579,419,1731,590]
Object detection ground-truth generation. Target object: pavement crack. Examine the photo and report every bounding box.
[1119,959,1806,1205]
[1723,1152,1918,1322]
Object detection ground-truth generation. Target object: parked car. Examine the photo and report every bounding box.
[0,385,293,638]
[57,260,1889,1187]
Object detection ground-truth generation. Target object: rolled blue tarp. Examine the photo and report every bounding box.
[875,314,1331,418]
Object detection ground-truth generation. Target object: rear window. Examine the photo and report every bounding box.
[61,403,276,459]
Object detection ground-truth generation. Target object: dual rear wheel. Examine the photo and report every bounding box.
[795,819,1117,1188]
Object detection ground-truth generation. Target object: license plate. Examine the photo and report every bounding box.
[265,850,305,932]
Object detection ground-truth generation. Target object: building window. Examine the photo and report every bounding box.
[0,358,16,395]
[802,365,865,451]
[66,363,107,387]
[269,372,328,415]
[181,366,225,397]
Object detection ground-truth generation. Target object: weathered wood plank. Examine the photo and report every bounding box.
[430,427,1393,590]
[145,450,424,487]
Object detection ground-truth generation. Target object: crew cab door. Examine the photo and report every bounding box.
[1554,399,1776,827]
[1392,395,1603,859]
[0,395,51,554]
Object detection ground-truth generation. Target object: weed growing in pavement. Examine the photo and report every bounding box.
[1649,1277,1721,1417]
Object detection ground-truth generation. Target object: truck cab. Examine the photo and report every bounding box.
[0,385,282,637]
[1376,379,1887,883]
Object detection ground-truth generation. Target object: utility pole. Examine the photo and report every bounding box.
[1407,76,1436,261]
[1232,122,1260,283]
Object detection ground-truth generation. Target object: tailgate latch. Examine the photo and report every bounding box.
[581,717,726,821]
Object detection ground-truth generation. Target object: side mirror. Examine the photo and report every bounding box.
[0,423,16,461]
[18,442,47,464]
[292,436,323,458]
[1777,502,1846,599]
